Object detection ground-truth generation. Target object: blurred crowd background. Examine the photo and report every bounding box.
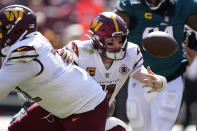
[0,0,196,131]
[0,0,117,49]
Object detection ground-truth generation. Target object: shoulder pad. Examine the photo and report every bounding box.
[126,43,143,63]
[8,46,39,62]
[127,42,140,51]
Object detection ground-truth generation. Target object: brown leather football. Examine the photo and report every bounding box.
[142,31,178,58]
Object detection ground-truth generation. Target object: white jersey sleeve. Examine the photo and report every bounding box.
[126,43,144,76]
[133,47,143,69]
[0,60,40,100]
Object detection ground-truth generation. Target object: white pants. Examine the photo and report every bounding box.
[126,76,184,131]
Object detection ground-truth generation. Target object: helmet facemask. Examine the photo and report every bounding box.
[94,34,128,60]
[144,0,166,10]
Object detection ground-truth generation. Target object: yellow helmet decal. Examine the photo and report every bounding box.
[91,18,103,32]
[111,15,119,32]
[4,9,24,21]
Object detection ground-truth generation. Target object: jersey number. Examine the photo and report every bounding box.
[101,84,116,100]
[142,26,173,39]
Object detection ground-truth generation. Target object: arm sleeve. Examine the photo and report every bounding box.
[131,65,147,83]
[0,60,41,100]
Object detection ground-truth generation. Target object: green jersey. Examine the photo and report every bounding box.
[116,0,197,77]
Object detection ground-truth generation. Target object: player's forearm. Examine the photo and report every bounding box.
[132,66,167,92]
[132,66,149,83]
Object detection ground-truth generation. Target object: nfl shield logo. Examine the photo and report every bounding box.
[105,73,110,78]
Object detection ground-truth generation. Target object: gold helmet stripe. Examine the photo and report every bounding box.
[94,22,103,32]
[111,16,119,32]
[91,18,97,28]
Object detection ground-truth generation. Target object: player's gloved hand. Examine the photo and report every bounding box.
[144,66,167,93]
[58,48,74,64]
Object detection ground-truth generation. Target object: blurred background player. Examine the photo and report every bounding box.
[114,0,197,131]
[182,25,197,130]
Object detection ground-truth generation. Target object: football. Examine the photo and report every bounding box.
[142,31,178,58]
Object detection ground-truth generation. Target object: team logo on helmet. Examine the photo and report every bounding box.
[4,9,24,22]
[91,18,103,32]
[0,5,37,56]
